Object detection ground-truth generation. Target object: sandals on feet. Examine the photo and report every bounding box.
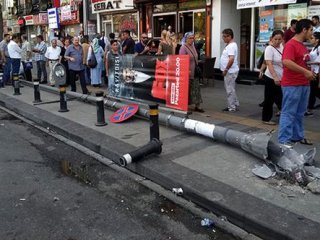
[292,138,313,145]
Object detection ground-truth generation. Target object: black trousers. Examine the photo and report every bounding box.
[69,69,88,94]
[22,62,32,82]
[308,77,320,109]
[262,75,282,122]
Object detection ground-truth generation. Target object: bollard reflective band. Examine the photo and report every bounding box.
[33,82,40,85]
[13,76,19,81]
[122,154,132,165]
[96,97,104,101]
[149,109,159,116]
[59,87,66,92]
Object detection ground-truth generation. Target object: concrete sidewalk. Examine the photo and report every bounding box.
[0,80,319,240]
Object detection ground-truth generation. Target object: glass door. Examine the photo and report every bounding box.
[153,12,176,38]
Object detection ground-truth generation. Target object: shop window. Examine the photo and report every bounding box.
[153,14,176,38]
[113,13,139,39]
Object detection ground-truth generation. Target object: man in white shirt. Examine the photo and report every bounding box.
[101,31,110,48]
[45,39,61,86]
[312,15,320,33]
[220,28,240,112]
[21,35,32,82]
[8,33,22,78]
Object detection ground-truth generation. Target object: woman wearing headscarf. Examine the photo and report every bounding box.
[179,32,204,112]
[87,38,104,87]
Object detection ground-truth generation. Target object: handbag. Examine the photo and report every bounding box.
[88,46,97,68]
[25,61,33,70]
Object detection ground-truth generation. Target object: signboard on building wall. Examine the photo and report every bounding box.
[24,15,34,25]
[39,13,48,24]
[61,5,72,21]
[60,10,80,25]
[287,3,307,26]
[237,0,296,9]
[91,0,134,14]
[259,8,274,42]
[308,6,320,19]
[48,8,59,29]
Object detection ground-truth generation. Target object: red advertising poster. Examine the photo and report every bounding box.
[107,55,189,112]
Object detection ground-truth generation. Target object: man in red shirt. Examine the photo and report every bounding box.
[284,19,297,43]
[278,19,316,146]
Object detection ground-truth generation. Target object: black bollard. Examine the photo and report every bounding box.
[13,73,21,95]
[149,104,160,141]
[33,79,42,103]
[58,85,69,112]
[95,91,107,126]
[0,71,3,88]
[119,138,162,167]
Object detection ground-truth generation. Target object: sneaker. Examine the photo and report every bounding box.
[304,111,313,116]
[222,107,236,112]
[279,142,294,149]
[262,121,277,125]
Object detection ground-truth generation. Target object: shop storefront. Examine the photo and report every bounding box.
[92,0,139,39]
[59,3,82,37]
[134,0,209,55]
[236,0,320,71]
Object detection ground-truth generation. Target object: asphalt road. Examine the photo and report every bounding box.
[0,109,236,240]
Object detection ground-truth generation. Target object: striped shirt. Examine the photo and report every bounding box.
[34,41,47,61]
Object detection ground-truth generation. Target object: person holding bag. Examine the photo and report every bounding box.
[179,32,204,112]
[87,38,104,87]
[262,30,284,125]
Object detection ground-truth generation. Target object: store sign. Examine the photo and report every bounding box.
[24,15,34,25]
[287,3,307,26]
[91,0,134,14]
[259,8,274,42]
[48,8,59,29]
[61,5,72,21]
[308,6,320,19]
[39,13,48,24]
[60,10,80,25]
[237,0,296,9]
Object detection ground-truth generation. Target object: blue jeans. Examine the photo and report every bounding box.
[3,57,11,84]
[278,86,310,144]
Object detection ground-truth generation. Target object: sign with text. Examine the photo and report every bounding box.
[237,0,296,9]
[61,5,72,21]
[308,5,320,19]
[24,15,34,25]
[259,8,274,42]
[107,55,189,112]
[48,8,59,29]
[91,0,134,14]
